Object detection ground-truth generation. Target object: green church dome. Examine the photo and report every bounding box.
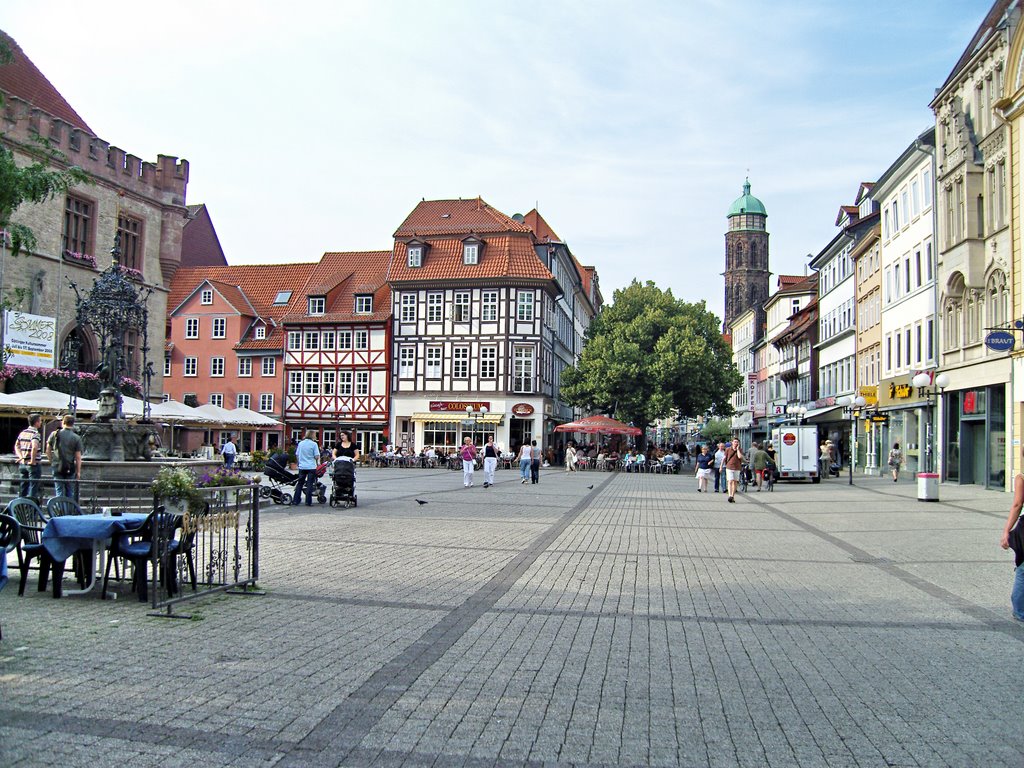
[727,178,767,217]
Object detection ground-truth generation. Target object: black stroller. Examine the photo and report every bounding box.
[261,452,327,505]
[329,457,357,508]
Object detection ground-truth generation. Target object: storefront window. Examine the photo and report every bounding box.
[423,421,457,452]
[989,386,1006,488]
[944,391,959,481]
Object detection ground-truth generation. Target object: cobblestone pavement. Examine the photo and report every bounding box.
[2,466,1023,767]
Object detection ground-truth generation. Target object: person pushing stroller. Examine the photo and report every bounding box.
[330,431,359,507]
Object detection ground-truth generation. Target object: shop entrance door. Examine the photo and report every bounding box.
[958,420,986,485]
[509,418,533,454]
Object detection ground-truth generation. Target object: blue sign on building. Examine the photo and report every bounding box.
[984,330,1015,352]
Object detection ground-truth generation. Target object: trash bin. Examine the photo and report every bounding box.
[917,472,939,502]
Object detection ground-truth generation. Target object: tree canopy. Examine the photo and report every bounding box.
[560,280,741,439]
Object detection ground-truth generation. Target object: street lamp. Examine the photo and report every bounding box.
[786,404,808,424]
[911,371,949,475]
[838,395,866,485]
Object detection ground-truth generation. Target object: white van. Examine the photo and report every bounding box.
[770,425,820,483]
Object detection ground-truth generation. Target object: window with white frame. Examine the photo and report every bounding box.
[200,289,213,305]
[480,346,497,378]
[481,291,498,322]
[185,318,199,339]
[407,246,422,268]
[212,317,226,339]
[453,346,469,378]
[262,356,276,376]
[514,346,534,392]
[162,393,171,403]
[305,370,320,395]
[355,295,373,314]
[323,370,336,394]
[338,330,352,350]
[259,393,274,412]
[427,293,443,322]
[210,393,223,407]
[463,243,479,264]
[354,330,368,350]
[517,291,534,321]
[453,292,470,322]
[401,294,416,323]
[184,357,197,377]
[163,354,171,377]
[308,296,326,315]
[322,330,335,350]
[923,167,932,208]
[425,346,442,378]
[288,371,302,395]
[211,357,225,377]
[304,331,319,350]
[399,346,415,378]
[255,325,266,340]
[237,393,250,409]
[339,371,353,395]
[287,331,301,350]
[355,371,369,395]
[238,357,252,377]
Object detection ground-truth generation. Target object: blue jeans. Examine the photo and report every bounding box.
[53,472,78,501]
[19,464,41,499]
[292,468,317,505]
[1013,564,1024,621]
[713,467,722,492]
[224,454,235,469]
[520,458,531,480]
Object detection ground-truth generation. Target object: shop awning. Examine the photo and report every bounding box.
[802,405,844,423]
[410,412,504,424]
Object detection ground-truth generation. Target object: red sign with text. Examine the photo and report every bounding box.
[429,401,491,412]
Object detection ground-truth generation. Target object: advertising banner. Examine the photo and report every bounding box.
[3,310,56,368]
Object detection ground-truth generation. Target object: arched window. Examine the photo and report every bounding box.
[59,326,98,373]
[966,288,983,344]
[986,270,1008,331]
[943,274,965,351]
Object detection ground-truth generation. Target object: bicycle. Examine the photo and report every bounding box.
[739,463,750,493]
[764,463,776,492]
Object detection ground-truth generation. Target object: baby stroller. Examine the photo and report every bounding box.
[329,457,357,508]
[260,453,328,505]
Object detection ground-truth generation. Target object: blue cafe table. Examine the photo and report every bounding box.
[41,513,149,597]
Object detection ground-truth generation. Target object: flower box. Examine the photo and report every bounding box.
[62,250,98,269]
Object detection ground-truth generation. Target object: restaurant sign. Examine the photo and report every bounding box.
[3,310,56,369]
[429,400,491,412]
[511,403,534,416]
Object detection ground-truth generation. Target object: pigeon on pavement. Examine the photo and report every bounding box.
[415,499,429,505]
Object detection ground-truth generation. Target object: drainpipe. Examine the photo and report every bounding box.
[915,135,941,481]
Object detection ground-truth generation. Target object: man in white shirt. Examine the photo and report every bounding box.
[713,441,726,493]
[221,435,237,468]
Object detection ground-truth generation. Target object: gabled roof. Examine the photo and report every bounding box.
[388,233,554,283]
[181,204,229,268]
[282,251,392,324]
[771,296,819,348]
[393,198,533,238]
[0,30,93,133]
[168,263,316,323]
[206,280,258,316]
[522,209,563,243]
[932,0,1017,103]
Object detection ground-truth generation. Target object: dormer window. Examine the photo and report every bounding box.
[462,236,482,265]
[273,290,292,305]
[200,289,213,305]
[255,325,266,340]
[355,294,373,314]
[308,296,326,315]
[408,246,423,268]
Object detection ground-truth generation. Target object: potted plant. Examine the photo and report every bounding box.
[194,466,258,489]
[152,466,204,514]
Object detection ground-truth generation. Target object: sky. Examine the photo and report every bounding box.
[3,0,992,322]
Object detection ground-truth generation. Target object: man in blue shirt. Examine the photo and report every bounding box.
[292,429,321,506]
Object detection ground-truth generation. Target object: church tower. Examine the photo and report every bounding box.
[723,178,770,338]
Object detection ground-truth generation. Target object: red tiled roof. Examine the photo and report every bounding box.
[0,31,93,133]
[168,263,316,322]
[394,198,533,237]
[207,279,257,316]
[776,275,805,289]
[522,209,563,243]
[284,251,392,324]
[388,233,554,283]
[775,274,817,295]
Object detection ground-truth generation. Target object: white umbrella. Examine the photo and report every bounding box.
[119,395,148,418]
[150,399,213,424]
[193,403,240,425]
[226,406,283,427]
[0,387,98,414]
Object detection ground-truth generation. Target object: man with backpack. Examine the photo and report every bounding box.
[14,412,43,500]
[47,414,84,501]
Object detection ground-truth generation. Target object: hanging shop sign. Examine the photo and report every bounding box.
[429,400,491,412]
[511,403,534,416]
[984,330,1015,352]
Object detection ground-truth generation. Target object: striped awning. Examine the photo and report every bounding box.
[411,412,504,424]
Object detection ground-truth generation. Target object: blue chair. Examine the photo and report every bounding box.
[4,498,53,596]
[0,513,20,640]
[102,508,179,602]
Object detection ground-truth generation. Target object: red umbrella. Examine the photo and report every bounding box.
[554,414,641,436]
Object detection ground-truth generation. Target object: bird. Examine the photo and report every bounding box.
[415,499,429,505]
[586,485,594,490]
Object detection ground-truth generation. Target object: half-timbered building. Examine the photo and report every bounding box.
[387,198,598,454]
[281,251,391,452]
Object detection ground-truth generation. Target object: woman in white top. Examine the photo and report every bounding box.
[565,443,578,473]
[517,442,533,484]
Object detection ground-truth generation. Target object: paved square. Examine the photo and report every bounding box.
[2,467,1022,767]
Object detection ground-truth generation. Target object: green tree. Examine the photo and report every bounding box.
[0,38,89,258]
[701,417,733,444]
[561,280,741,446]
